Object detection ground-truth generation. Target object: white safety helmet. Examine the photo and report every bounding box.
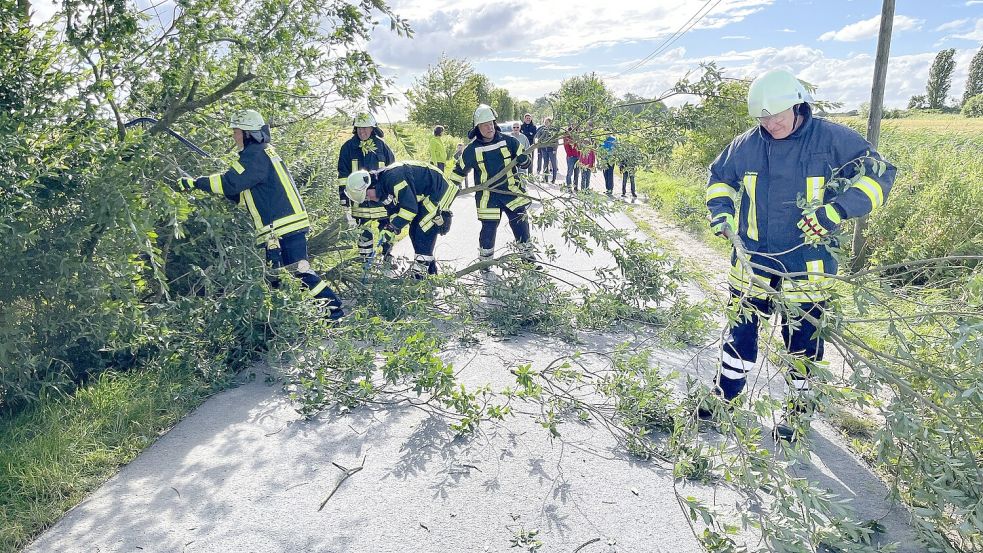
[346,170,372,203]
[747,69,812,118]
[473,104,498,126]
[229,109,265,131]
[353,113,377,128]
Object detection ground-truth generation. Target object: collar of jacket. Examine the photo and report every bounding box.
[757,102,814,142]
[241,141,269,154]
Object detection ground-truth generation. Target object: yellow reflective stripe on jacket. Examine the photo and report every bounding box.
[475,149,489,184]
[395,208,415,222]
[267,148,305,214]
[706,182,737,202]
[727,260,769,299]
[743,172,759,241]
[392,180,408,196]
[351,206,388,219]
[240,190,263,230]
[854,175,885,209]
[506,194,531,210]
[448,171,465,185]
[500,146,515,187]
[805,176,825,204]
[231,161,246,174]
[208,174,224,195]
[438,184,458,211]
[309,281,328,297]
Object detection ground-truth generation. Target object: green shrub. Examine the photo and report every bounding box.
[962,94,983,118]
[864,130,983,272]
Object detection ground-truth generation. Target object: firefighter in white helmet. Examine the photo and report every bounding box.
[698,69,896,441]
[346,161,458,278]
[447,104,534,268]
[178,109,344,319]
[336,112,396,264]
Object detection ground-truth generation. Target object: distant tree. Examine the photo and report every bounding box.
[467,73,493,105]
[514,100,533,119]
[489,88,515,121]
[532,96,553,118]
[908,94,928,110]
[857,101,870,119]
[406,56,478,137]
[550,72,617,132]
[617,93,666,115]
[963,44,983,106]
[926,48,957,109]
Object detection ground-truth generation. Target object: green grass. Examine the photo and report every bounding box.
[631,168,730,257]
[0,364,227,552]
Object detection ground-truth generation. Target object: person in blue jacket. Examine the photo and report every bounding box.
[179,109,344,319]
[448,104,535,268]
[699,69,896,441]
[345,162,458,278]
[336,113,396,264]
[600,134,617,196]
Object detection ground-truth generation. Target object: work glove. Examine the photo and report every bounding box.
[176,176,194,192]
[797,203,843,243]
[437,210,453,236]
[378,224,397,246]
[709,212,735,237]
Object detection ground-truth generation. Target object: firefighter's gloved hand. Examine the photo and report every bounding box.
[798,203,843,243]
[379,225,397,246]
[176,176,194,192]
[437,210,453,236]
[709,212,735,237]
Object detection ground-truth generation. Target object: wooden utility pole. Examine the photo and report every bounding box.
[851,0,895,270]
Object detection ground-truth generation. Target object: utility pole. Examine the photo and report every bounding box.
[851,0,895,270]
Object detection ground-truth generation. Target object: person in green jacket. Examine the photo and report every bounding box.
[430,126,448,171]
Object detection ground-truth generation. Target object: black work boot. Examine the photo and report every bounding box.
[696,388,731,421]
[773,397,814,442]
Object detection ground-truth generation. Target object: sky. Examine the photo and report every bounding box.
[366,0,983,121]
[26,0,983,122]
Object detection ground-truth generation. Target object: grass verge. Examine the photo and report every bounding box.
[0,364,229,552]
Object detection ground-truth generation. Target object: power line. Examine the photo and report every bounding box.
[615,0,724,77]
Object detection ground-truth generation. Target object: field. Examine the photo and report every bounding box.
[835,113,983,135]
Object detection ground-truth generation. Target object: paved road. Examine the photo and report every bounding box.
[26,176,919,552]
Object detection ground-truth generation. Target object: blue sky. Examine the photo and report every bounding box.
[367,0,983,120]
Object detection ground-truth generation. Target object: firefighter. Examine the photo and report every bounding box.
[699,69,896,441]
[178,109,344,319]
[345,161,458,278]
[448,104,534,268]
[336,112,396,264]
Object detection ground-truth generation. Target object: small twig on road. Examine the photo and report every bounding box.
[318,455,366,511]
[573,537,601,552]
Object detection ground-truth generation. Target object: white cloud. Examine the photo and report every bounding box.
[586,44,978,112]
[966,1,983,5]
[371,0,775,70]
[722,35,751,40]
[538,64,581,71]
[935,19,969,32]
[818,14,921,42]
[953,19,983,40]
[779,28,795,33]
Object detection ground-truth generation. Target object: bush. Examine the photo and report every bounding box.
[864,130,983,272]
[962,94,983,117]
